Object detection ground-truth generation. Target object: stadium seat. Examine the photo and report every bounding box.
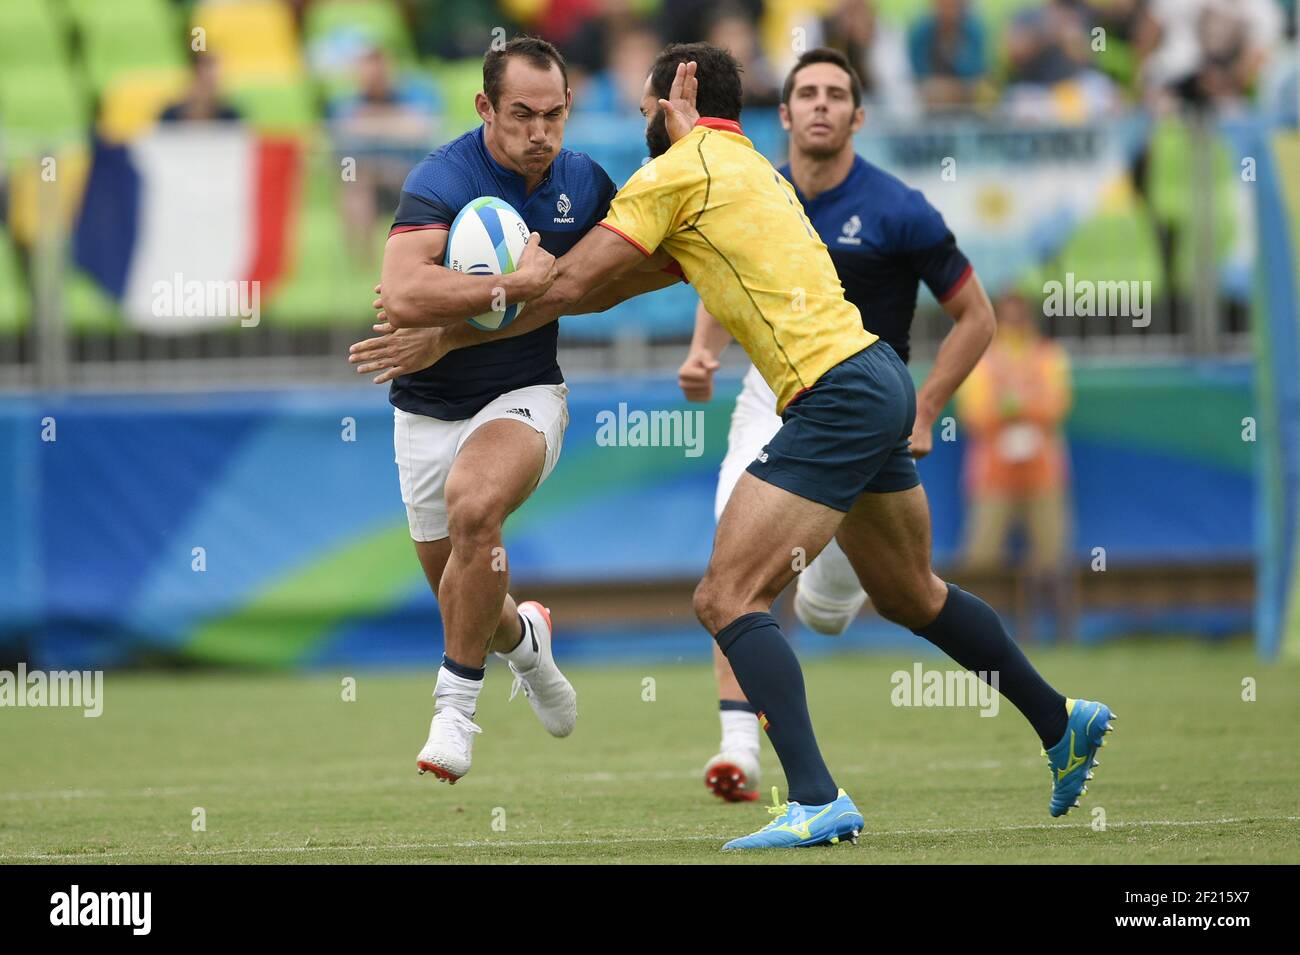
[0,227,31,334]
[304,0,416,74]
[426,58,485,138]
[3,146,91,250]
[191,0,304,85]
[65,269,122,333]
[266,149,378,327]
[223,79,319,133]
[98,67,192,142]
[1031,204,1166,306]
[69,0,184,93]
[0,68,88,158]
[1146,118,1239,298]
[0,0,67,79]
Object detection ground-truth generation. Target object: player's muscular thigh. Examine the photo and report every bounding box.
[444,419,547,545]
[836,485,947,628]
[696,473,841,632]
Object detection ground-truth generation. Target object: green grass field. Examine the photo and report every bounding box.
[1,640,1296,864]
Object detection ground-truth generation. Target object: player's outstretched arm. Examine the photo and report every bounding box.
[911,271,996,458]
[567,267,682,314]
[350,229,675,383]
[429,221,654,336]
[379,228,556,328]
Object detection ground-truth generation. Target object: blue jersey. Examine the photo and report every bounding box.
[778,155,972,364]
[389,126,617,419]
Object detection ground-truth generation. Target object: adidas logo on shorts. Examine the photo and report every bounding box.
[505,408,535,421]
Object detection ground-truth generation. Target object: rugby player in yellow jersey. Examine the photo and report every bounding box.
[355,44,1115,850]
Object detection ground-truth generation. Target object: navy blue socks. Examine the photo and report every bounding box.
[715,611,838,806]
[912,583,1068,748]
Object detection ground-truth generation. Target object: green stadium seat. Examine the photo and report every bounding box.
[224,79,319,133]
[0,0,67,79]
[1037,205,1166,304]
[70,0,184,93]
[426,58,483,138]
[0,68,88,156]
[65,0,148,19]
[65,269,122,333]
[1146,118,1239,297]
[266,148,379,327]
[0,227,31,334]
[304,0,415,64]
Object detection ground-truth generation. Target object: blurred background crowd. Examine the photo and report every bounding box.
[0,0,1295,365]
[0,0,1297,666]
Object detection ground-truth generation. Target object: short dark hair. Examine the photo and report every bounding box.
[483,36,569,107]
[650,42,743,121]
[781,48,862,109]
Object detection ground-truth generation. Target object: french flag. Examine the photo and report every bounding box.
[73,127,300,330]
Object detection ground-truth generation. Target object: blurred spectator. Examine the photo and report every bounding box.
[561,0,653,82]
[408,0,517,61]
[957,291,1075,643]
[809,0,919,119]
[1003,0,1118,121]
[537,0,604,50]
[327,46,440,267]
[159,51,242,124]
[706,3,782,107]
[908,0,989,111]
[660,0,763,47]
[1143,0,1284,112]
[1078,0,1161,93]
[1006,0,1094,87]
[1259,34,1299,126]
[578,24,661,114]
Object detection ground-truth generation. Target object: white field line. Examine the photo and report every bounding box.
[0,759,1043,802]
[2,816,1296,862]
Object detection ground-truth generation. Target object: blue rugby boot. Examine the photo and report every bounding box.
[721,787,864,850]
[1044,698,1115,817]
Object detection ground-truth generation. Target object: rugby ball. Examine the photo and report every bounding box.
[446,196,532,331]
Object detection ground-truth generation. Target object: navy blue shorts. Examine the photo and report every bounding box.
[746,342,920,512]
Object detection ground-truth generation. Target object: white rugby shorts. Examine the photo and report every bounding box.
[394,382,569,541]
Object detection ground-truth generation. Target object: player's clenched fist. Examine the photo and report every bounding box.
[678,348,720,402]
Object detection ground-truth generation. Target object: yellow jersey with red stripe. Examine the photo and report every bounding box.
[599,118,878,412]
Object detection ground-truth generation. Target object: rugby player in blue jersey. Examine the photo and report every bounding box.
[369,37,680,784]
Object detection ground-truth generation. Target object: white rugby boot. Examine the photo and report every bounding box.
[704,750,761,803]
[416,707,482,784]
[502,601,577,738]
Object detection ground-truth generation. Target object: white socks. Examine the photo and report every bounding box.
[434,665,482,719]
[720,708,761,756]
[437,613,537,720]
[496,613,540,671]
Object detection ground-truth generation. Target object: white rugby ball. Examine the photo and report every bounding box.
[445,196,531,331]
